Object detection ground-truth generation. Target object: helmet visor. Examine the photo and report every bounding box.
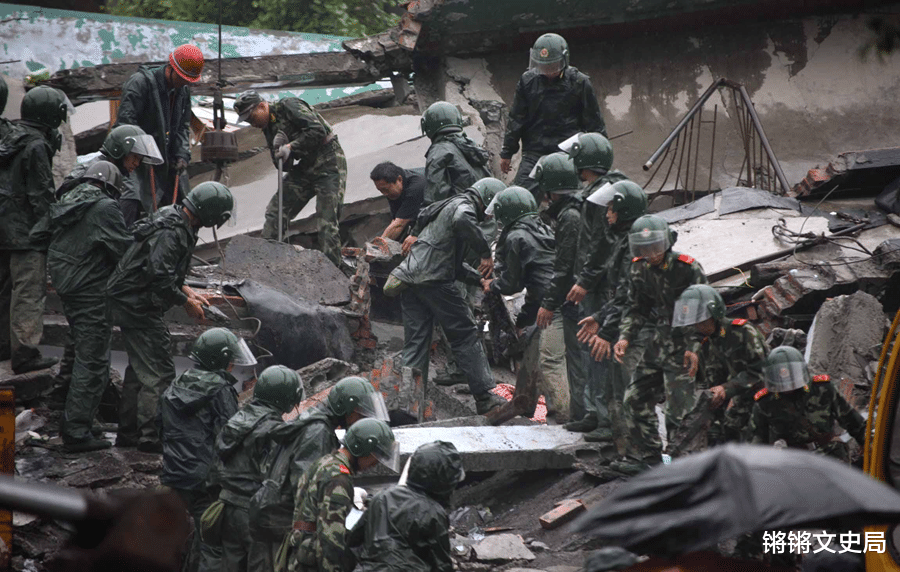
[629,229,668,259]
[557,133,582,155]
[232,337,257,367]
[130,134,164,165]
[671,297,712,328]
[586,182,616,207]
[530,50,564,76]
[357,391,390,423]
[375,440,401,473]
[485,195,499,218]
[763,361,808,393]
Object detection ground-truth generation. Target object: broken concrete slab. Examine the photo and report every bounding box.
[296,358,359,396]
[473,533,535,562]
[223,235,350,306]
[0,362,56,403]
[718,187,800,215]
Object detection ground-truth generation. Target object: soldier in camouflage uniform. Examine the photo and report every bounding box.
[573,181,648,451]
[233,91,347,266]
[279,418,398,572]
[751,346,865,462]
[500,33,606,199]
[611,215,707,474]
[673,284,769,444]
[420,102,491,206]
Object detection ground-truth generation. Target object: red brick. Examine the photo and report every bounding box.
[539,499,585,530]
[358,338,377,350]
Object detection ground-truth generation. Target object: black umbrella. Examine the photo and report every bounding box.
[573,444,900,556]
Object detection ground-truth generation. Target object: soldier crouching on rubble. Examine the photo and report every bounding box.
[233,90,347,267]
[348,441,464,572]
[160,328,254,572]
[216,365,304,572]
[420,101,491,206]
[673,284,769,444]
[481,186,569,420]
[751,345,866,461]
[47,161,132,452]
[370,161,425,241]
[386,178,507,415]
[277,417,398,572]
[0,86,68,374]
[107,181,235,453]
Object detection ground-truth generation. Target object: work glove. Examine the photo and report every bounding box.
[275,144,291,163]
[272,131,289,148]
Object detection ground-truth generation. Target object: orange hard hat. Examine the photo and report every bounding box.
[169,44,204,83]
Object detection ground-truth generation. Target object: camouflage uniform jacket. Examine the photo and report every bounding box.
[286,451,356,572]
[750,376,866,460]
[501,67,607,159]
[590,220,633,343]
[490,214,555,328]
[698,319,769,399]
[264,97,341,174]
[423,131,491,206]
[541,194,582,312]
[574,171,629,291]
[618,250,707,344]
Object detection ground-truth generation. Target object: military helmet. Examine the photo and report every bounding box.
[407,440,465,502]
[763,346,810,393]
[102,125,164,165]
[586,180,648,224]
[0,75,8,116]
[559,132,613,173]
[343,417,400,472]
[326,376,389,422]
[672,284,725,329]
[629,214,675,260]
[467,177,506,211]
[191,327,240,371]
[488,186,537,227]
[234,90,263,124]
[532,152,581,195]
[421,101,463,140]
[21,86,68,129]
[530,33,569,76]
[254,365,304,412]
[183,181,234,228]
[83,161,124,198]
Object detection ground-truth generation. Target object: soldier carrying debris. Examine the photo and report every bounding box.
[107,181,234,452]
[233,90,347,267]
[0,86,69,375]
[369,162,425,241]
[115,44,203,224]
[500,33,607,199]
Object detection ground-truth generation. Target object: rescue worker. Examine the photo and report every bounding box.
[47,161,132,451]
[0,86,68,373]
[388,178,506,415]
[500,33,606,198]
[611,215,707,474]
[116,44,203,222]
[574,181,648,449]
[0,75,11,136]
[160,328,254,572]
[535,153,590,422]
[673,284,769,443]
[107,181,234,452]
[217,365,304,572]
[750,346,865,461]
[348,441,464,572]
[482,186,568,419]
[558,133,629,434]
[280,417,398,572]
[420,101,491,206]
[369,162,425,241]
[233,90,347,266]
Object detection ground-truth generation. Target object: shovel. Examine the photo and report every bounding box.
[277,157,284,242]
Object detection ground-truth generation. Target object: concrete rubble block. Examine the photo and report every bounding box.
[0,362,55,403]
[297,358,358,395]
[539,499,586,530]
[60,452,131,489]
[224,234,351,306]
[473,533,535,562]
[807,291,886,392]
[370,354,427,424]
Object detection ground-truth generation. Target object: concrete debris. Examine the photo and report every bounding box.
[792,147,900,198]
[472,533,536,562]
[296,357,359,396]
[0,362,56,405]
[538,499,586,530]
[766,328,807,351]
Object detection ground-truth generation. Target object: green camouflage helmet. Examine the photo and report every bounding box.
[421,101,463,140]
[629,214,676,259]
[560,132,613,173]
[0,75,8,116]
[408,440,465,501]
[530,33,569,75]
[672,284,725,328]
[489,186,537,227]
[343,417,400,472]
[183,181,234,228]
[190,327,241,371]
[532,152,580,195]
[102,125,164,165]
[763,346,810,393]
[254,365,304,412]
[21,86,68,128]
[233,90,263,124]
[467,177,507,212]
[326,376,390,422]
[82,160,123,198]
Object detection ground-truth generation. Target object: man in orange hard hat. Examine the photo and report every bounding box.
[115,44,204,225]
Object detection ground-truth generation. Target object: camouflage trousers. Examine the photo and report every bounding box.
[561,303,588,421]
[174,487,223,572]
[0,249,47,368]
[538,313,570,421]
[580,292,610,427]
[621,327,697,459]
[59,294,111,444]
[261,143,347,268]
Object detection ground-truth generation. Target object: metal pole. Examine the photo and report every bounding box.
[0,475,100,522]
[737,84,791,195]
[277,157,284,242]
[643,78,725,171]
